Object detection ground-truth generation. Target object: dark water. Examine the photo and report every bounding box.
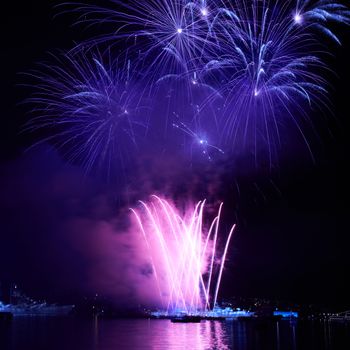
[1,318,350,350]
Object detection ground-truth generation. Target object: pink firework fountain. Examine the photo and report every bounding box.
[131,196,235,315]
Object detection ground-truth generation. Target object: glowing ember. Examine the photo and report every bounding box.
[131,196,235,315]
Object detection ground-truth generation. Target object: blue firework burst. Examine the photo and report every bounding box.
[25,51,145,177]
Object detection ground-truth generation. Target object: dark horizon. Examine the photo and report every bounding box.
[0,1,349,311]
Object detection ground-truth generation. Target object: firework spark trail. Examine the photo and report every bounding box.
[172,116,225,161]
[67,0,220,86]
[205,202,222,307]
[293,0,350,44]
[24,51,145,177]
[213,222,235,309]
[131,196,235,314]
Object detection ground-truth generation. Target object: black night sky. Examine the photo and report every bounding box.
[0,1,349,311]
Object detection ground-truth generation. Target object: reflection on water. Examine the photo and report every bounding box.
[159,320,229,349]
[93,318,230,350]
[1,318,350,350]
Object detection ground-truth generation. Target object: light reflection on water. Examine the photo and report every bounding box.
[160,320,229,350]
[94,319,230,350]
[1,318,350,350]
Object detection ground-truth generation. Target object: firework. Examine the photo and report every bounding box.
[203,0,331,162]
[131,196,235,314]
[293,0,350,44]
[27,0,350,170]
[25,51,145,177]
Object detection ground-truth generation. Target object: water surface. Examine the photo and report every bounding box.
[1,318,349,349]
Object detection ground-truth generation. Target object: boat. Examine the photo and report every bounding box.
[1,302,74,317]
[1,288,74,317]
